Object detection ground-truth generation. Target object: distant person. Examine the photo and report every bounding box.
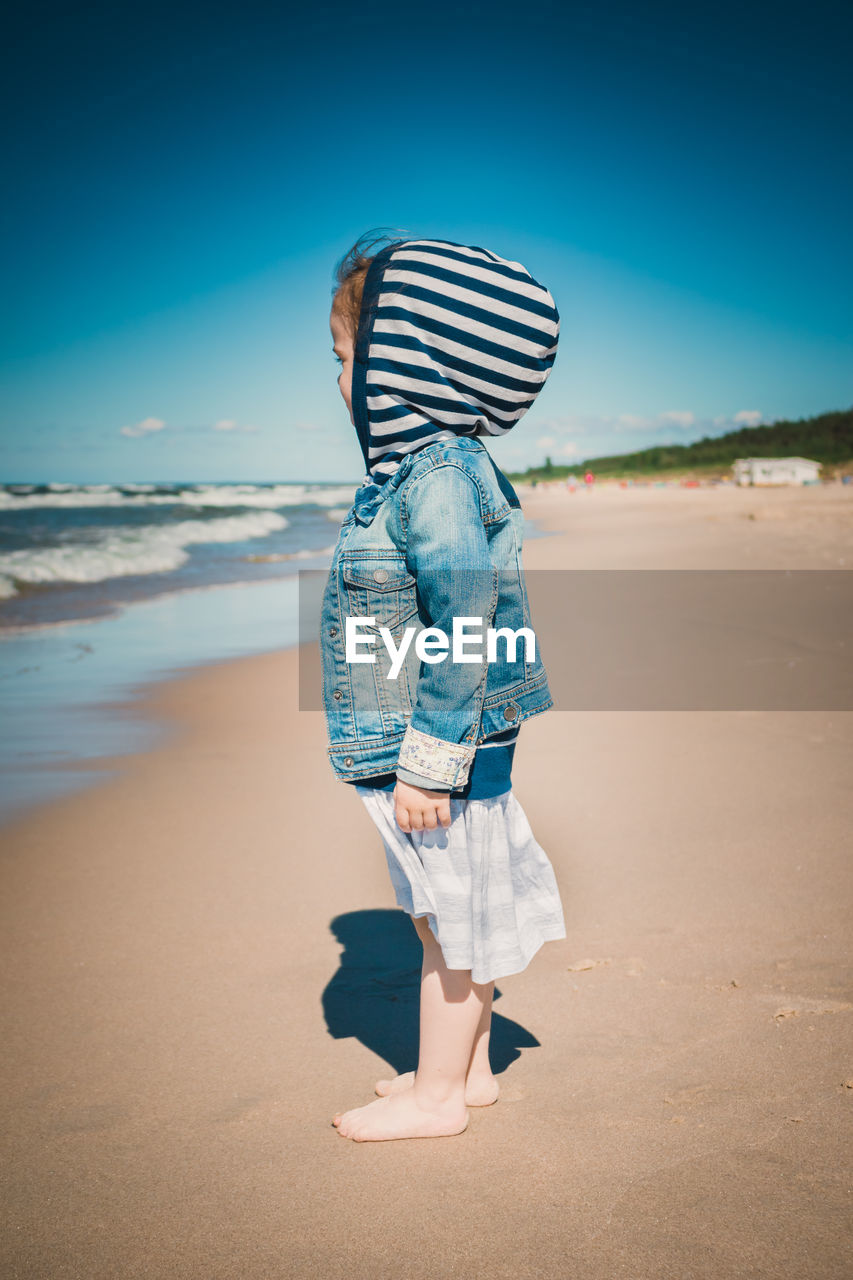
[321,230,567,1142]
[584,470,595,490]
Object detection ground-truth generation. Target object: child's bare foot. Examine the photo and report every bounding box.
[374,1070,500,1107]
[331,1091,468,1141]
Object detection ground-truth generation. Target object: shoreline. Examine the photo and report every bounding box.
[0,573,306,828]
[3,481,850,830]
[0,500,557,827]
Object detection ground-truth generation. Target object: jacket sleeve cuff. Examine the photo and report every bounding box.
[395,767,452,792]
[396,724,477,789]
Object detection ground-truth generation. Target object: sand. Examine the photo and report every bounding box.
[2,482,852,1279]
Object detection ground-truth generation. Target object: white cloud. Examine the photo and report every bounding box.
[294,421,322,433]
[537,435,580,458]
[711,410,764,429]
[538,411,696,436]
[520,407,770,463]
[120,416,261,439]
[213,419,260,433]
[659,410,696,429]
[120,416,166,438]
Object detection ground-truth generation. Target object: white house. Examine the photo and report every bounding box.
[733,457,822,486]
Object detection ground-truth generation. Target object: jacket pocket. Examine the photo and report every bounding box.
[340,554,420,632]
[339,554,420,736]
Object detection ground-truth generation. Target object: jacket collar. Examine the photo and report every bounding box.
[352,451,416,526]
[351,436,487,527]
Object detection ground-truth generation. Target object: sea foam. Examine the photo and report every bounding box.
[0,481,356,511]
[0,509,289,597]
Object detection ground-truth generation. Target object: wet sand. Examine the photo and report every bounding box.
[2,482,852,1279]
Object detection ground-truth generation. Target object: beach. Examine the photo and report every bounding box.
[2,481,852,1279]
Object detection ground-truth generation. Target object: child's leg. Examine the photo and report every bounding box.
[410,915,494,1106]
[332,917,488,1140]
[466,973,497,1085]
[375,914,499,1104]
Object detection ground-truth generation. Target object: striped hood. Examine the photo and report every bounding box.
[352,238,560,484]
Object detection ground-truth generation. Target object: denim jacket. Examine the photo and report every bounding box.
[319,436,553,790]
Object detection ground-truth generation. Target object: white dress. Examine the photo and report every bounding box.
[356,786,567,985]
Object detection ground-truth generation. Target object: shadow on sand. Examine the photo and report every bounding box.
[323,908,540,1076]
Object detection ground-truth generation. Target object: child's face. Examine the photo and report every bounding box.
[329,304,355,425]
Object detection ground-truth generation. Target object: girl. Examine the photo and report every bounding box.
[322,230,567,1141]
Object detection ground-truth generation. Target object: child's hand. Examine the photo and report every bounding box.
[394,780,452,833]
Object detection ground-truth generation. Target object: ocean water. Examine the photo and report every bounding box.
[0,478,550,827]
[0,479,353,826]
[0,480,354,628]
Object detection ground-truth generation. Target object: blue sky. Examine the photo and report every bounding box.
[1,0,851,483]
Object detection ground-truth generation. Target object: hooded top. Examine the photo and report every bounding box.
[351,238,560,484]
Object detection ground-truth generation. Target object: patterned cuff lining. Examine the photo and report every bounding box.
[395,767,451,792]
[397,725,477,788]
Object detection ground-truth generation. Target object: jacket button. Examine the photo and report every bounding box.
[333,689,343,701]
[344,757,354,767]
[503,701,520,721]
[329,626,338,637]
[372,567,389,583]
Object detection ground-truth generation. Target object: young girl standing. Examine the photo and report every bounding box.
[322,230,566,1141]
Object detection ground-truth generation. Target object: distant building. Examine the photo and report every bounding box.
[733,457,822,486]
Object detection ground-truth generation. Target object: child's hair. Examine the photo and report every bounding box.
[331,226,411,339]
